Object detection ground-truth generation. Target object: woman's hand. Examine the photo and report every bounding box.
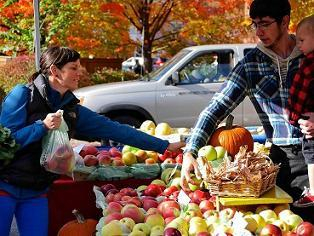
[43,112,62,130]
[180,152,202,191]
[299,112,314,139]
[167,141,186,152]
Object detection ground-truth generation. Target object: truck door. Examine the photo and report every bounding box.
[156,49,246,127]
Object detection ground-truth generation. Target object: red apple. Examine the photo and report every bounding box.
[121,204,145,223]
[105,193,115,203]
[296,222,314,236]
[165,216,176,225]
[158,150,172,162]
[100,184,117,195]
[191,190,210,204]
[146,208,159,215]
[260,224,283,236]
[163,186,179,197]
[163,227,182,236]
[127,197,142,207]
[143,199,159,211]
[80,145,99,157]
[97,152,112,165]
[199,199,215,213]
[104,212,123,224]
[163,158,176,164]
[120,187,138,197]
[105,188,119,196]
[83,155,99,166]
[112,158,124,166]
[175,153,183,164]
[162,206,180,219]
[157,200,180,213]
[144,184,165,197]
[109,147,122,158]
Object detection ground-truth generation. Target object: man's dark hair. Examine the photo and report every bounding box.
[250,0,291,22]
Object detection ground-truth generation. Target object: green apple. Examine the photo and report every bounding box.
[258,209,277,223]
[150,225,165,236]
[151,179,166,187]
[137,185,147,192]
[122,145,133,154]
[198,145,217,161]
[169,177,181,189]
[278,209,294,220]
[272,219,289,232]
[215,146,227,159]
[132,223,151,236]
[188,176,202,191]
[120,217,136,232]
[129,231,146,236]
[282,214,303,231]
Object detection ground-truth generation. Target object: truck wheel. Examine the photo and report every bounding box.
[111,115,143,128]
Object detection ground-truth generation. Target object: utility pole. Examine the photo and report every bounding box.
[33,0,41,71]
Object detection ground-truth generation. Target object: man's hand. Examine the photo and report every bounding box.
[180,152,202,191]
[298,112,314,139]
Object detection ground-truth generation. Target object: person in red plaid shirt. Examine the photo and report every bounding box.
[288,15,314,207]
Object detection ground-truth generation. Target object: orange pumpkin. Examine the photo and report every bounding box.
[57,209,98,236]
[209,115,254,157]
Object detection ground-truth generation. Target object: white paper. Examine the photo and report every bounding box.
[177,190,191,206]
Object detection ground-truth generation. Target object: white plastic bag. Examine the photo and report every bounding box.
[40,110,75,175]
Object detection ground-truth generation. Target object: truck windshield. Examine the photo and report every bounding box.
[141,49,191,81]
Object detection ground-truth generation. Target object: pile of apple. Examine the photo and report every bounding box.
[95,173,314,236]
[78,144,163,167]
[139,120,190,137]
[95,176,215,236]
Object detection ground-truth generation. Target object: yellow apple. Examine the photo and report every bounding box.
[146,151,159,162]
[101,220,124,236]
[273,204,290,216]
[244,215,258,233]
[122,151,137,165]
[155,122,172,135]
[145,213,165,228]
[140,120,156,132]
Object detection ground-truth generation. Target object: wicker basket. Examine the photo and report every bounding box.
[207,168,279,198]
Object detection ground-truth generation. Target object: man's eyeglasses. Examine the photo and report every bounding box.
[250,20,277,31]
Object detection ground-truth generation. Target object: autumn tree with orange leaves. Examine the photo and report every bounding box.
[0,0,313,71]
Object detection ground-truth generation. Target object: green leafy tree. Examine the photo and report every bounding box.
[0,0,76,55]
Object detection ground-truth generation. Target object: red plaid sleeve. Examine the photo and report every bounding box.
[288,52,314,125]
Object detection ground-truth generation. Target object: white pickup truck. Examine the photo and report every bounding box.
[74,43,260,128]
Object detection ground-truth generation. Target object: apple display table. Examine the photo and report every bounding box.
[47,177,153,236]
[217,185,292,207]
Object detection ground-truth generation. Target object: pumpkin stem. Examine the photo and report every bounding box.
[72,209,85,224]
[226,115,234,129]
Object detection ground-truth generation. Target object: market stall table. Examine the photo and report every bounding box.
[47,177,154,236]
